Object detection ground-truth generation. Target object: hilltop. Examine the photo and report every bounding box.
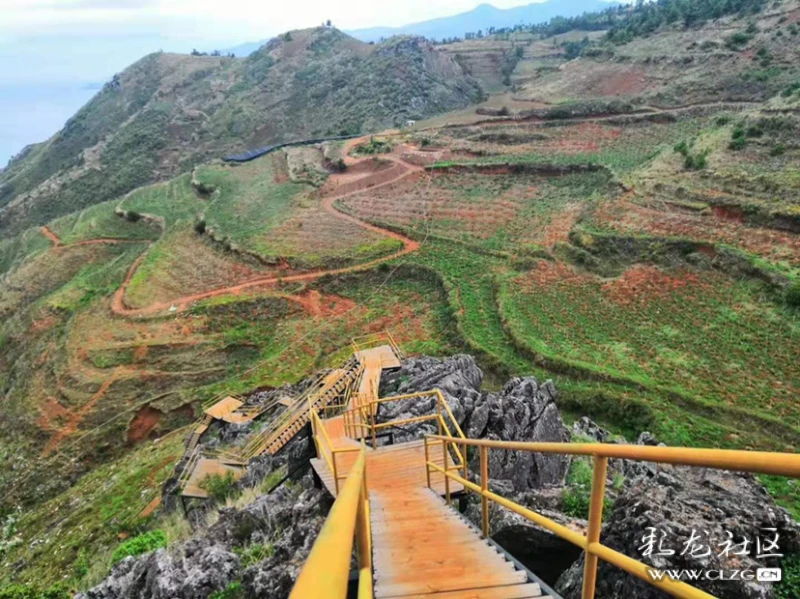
[0,27,482,237]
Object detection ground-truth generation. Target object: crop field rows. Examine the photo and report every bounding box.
[435,116,713,172]
[341,169,618,251]
[591,195,800,269]
[504,260,800,421]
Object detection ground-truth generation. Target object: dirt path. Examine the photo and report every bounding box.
[41,373,119,456]
[111,145,423,317]
[40,226,61,247]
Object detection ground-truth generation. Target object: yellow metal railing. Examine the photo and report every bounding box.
[309,409,361,494]
[290,446,372,599]
[424,435,800,599]
[341,389,467,472]
[351,331,404,360]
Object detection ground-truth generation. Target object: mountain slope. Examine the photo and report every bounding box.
[349,0,614,42]
[0,27,482,237]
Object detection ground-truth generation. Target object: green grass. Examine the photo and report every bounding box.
[197,158,308,253]
[1,433,183,587]
[48,200,160,244]
[119,174,199,227]
[498,262,800,426]
[0,228,51,276]
[111,530,167,565]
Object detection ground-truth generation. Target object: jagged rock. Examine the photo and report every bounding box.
[76,542,239,599]
[572,416,612,442]
[555,467,800,599]
[79,481,328,599]
[381,356,568,491]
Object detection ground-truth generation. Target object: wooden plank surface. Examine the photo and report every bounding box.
[204,396,243,420]
[182,458,245,499]
[305,343,542,598]
[372,488,539,598]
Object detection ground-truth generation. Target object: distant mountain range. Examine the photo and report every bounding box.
[223,0,615,56]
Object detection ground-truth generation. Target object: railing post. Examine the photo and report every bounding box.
[442,438,450,505]
[582,455,608,599]
[311,413,321,460]
[333,450,340,495]
[461,440,468,481]
[369,403,377,449]
[480,445,489,538]
[424,438,432,489]
[436,398,442,436]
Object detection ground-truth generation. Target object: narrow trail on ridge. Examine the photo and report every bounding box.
[40,226,62,246]
[111,141,424,317]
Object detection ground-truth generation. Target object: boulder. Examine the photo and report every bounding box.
[555,466,800,599]
[78,481,329,599]
[76,542,239,599]
[381,356,569,491]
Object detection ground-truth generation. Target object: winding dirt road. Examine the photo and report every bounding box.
[33,139,424,318]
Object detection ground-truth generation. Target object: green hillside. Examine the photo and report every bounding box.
[0,27,482,237]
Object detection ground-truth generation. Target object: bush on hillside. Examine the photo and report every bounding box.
[199,471,241,502]
[786,280,800,308]
[674,140,710,170]
[777,554,800,599]
[111,529,167,565]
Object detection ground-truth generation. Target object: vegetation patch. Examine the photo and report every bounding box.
[111,530,167,565]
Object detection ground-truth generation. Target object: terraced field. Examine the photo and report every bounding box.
[341,168,618,252]
[2,101,799,591]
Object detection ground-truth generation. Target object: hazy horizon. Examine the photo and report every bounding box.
[0,0,591,162]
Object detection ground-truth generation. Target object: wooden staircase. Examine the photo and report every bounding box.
[242,359,363,459]
[181,414,212,462]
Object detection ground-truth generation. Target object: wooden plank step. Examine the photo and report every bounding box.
[375,561,518,583]
[375,571,530,598]
[394,583,546,599]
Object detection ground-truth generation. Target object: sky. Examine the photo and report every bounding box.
[0,0,551,56]
[0,0,549,162]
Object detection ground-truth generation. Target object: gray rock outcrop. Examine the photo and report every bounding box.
[555,466,800,599]
[381,355,569,491]
[77,482,328,599]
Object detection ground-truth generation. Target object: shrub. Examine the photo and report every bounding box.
[781,82,800,97]
[787,280,800,308]
[770,143,786,156]
[209,583,243,599]
[746,125,764,137]
[716,115,732,126]
[234,543,275,567]
[725,31,753,49]
[674,140,709,169]
[729,126,748,150]
[111,529,167,565]
[199,471,241,502]
[562,457,593,518]
[777,554,800,599]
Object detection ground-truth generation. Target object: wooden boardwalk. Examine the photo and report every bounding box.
[311,416,549,599]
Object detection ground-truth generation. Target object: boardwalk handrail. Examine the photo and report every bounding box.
[343,389,467,469]
[290,446,372,599]
[309,410,360,494]
[425,434,800,599]
[351,331,404,360]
